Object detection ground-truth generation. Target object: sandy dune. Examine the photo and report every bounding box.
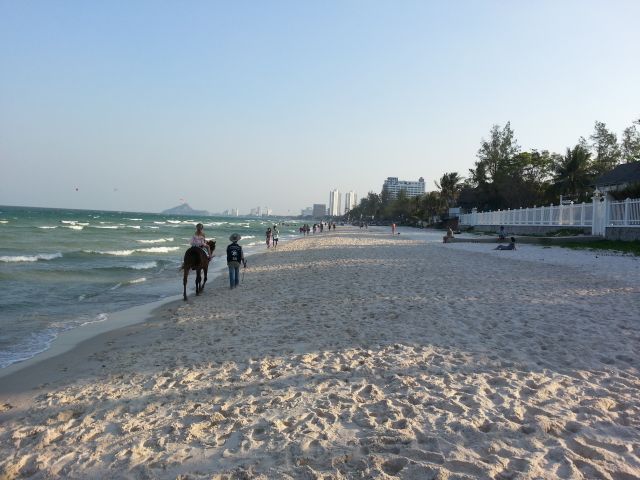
[1,228,639,479]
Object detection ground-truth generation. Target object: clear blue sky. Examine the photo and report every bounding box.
[1,0,639,214]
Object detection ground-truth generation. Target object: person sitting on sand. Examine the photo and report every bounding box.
[495,237,516,250]
[443,227,454,243]
[191,223,213,259]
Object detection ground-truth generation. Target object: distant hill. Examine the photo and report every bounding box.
[161,203,210,216]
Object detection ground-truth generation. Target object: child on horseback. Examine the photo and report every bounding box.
[191,223,213,259]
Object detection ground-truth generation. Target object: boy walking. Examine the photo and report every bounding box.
[227,233,245,289]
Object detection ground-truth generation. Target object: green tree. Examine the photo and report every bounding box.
[473,122,520,181]
[621,118,640,163]
[553,144,593,200]
[590,121,621,175]
[435,172,463,207]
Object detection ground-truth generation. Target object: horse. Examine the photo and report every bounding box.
[181,240,216,301]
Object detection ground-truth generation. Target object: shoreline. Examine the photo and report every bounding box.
[1,227,638,479]
[0,236,279,379]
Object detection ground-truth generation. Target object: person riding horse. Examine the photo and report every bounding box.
[191,223,213,259]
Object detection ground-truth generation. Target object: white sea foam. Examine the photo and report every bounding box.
[127,225,141,229]
[146,226,160,229]
[0,252,63,262]
[0,220,9,224]
[128,277,147,284]
[66,225,84,230]
[61,220,77,224]
[38,226,58,229]
[110,283,122,290]
[94,225,119,229]
[90,249,136,256]
[137,246,180,254]
[130,261,157,270]
[124,218,142,221]
[167,220,182,224]
[136,238,174,244]
[79,313,109,326]
[154,221,166,225]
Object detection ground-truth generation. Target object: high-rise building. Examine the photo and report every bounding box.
[312,204,327,218]
[382,177,425,198]
[344,191,358,214]
[329,189,342,216]
[231,208,239,217]
[301,207,313,217]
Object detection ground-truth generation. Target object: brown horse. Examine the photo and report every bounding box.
[181,240,216,300]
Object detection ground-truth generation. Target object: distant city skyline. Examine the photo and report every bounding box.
[1,1,639,215]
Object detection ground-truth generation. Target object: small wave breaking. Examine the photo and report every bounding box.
[0,252,63,263]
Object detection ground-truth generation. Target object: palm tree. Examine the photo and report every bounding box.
[553,145,592,198]
[435,172,463,207]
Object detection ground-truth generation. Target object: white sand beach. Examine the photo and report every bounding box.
[1,227,639,479]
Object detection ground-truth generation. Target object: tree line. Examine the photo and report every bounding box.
[346,118,640,225]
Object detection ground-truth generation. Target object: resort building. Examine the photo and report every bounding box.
[313,204,327,218]
[344,191,358,214]
[329,190,342,216]
[382,177,426,198]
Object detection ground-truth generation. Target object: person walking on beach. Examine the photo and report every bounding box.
[191,223,213,259]
[272,225,279,249]
[227,233,245,289]
[265,227,272,248]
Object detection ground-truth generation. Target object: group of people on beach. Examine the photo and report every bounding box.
[299,222,336,235]
[190,224,245,289]
[265,226,279,249]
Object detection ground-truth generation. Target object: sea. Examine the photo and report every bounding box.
[0,205,301,369]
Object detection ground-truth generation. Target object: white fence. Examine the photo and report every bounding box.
[458,197,640,236]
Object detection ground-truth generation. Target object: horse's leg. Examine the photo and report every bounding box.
[183,268,188,301]
[201,264,208,292]
[196,269,202,295]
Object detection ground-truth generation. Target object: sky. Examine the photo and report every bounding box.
[1,1,639,215]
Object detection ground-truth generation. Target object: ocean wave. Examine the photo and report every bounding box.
[136,237,174,244]
[0,220,9,224]
[146,226,160,229]
[154,221,166,225]
[0,252,63,263]
[79,313,109,326]
[137,246,180,253]
[124,218,142,221]
[66,225,84,230]
[127,225,141,229]
[86,246,180,256]
[167,220,182,224]
[0,330,57,369]
[88,249,136,256]
[38,226,58,229]
[94,225,119,229]
[130,261,157,270]
[60,220,77,224]
[128,277,147,284]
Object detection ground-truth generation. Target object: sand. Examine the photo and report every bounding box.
[1,227,639,479]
